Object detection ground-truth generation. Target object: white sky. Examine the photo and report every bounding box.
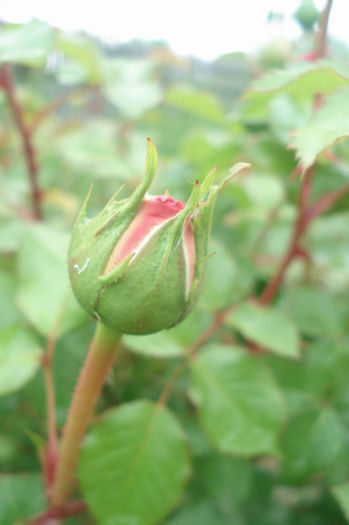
[1,0,348,60]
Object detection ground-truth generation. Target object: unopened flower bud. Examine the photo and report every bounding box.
[68,139,249,335]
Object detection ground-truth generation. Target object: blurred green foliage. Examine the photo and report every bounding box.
[1,9,349,525]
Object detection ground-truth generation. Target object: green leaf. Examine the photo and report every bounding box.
[0,20,53,66]
[123,331,184,358]
[17,224,87,336]
[309,212,349,290]
[0,434,16,463]
[268,95,308,145]
[0,217,27,253]
[242,173,284,209]
[166,501,235,525]
[0,271,22,330]
[56,122,144,180]
[265,340,340,416]
[290,86,349,169]
[104,59,162,119]
[168,308,213,347]
[331,482,349,522]
[167,87,225,124]
[330,345,349,429]
[197,454,251,515]
[0,473,45,525]
[279,286,346,339]
[244,61,349,112]
[200,240,240,310]
[189,345,285,456]
[56,33,103,84]
[79,400,190,525]
[281,408,344,481]
[0,326,42,397]
[226,302,300,358]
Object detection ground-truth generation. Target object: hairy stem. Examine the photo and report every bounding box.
[51,322,121,507]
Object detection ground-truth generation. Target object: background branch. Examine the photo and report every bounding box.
[0,64,42,220]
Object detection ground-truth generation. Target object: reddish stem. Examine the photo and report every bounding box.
[0,64,42,219]
[305,181,349,223]
[29,500,86,525]
[258,176,349,306]
[258,168,312,306]
[314,0,334,60]
[257,0,335,305]
[41,299,68,501]
[29,85,97,134]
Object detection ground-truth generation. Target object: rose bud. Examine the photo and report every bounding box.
[68,139,249,335]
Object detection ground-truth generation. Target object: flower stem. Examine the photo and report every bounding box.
[51,322,121,507]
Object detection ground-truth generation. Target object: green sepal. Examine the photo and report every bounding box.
[68,142,250,335]
[98,252,135,286]
[95,215,189,334]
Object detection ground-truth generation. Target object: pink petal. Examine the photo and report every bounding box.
[105,195,186,270]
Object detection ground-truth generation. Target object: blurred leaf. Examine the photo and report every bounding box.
[290,87,349,169]
[123,331,184,358]
[104,59,162,119]
[0,217,27,253]
[198,454,251,515]
[168,308,213,347]
[17,224,87,336]
[106,81,162,119]
[279,286,346,339]
[226,302,300,358]
[0,325,42,397]
[331,482,349,522]
[167,87,225,124]
[281,408,344,481]
[57,123,146,180]
[55,60,89,85]
[56,33,103,84]
[189,345,285,456]
[166,501,237,525]
[0,271,22,330]
[244,61,349,112]
[0,473,45,525]
[310,212,349,290]
[266,340,340,416]
[0,20,53,66]
[201,240,239,310]
[331,346,349,429]
[268,95,308,145]
[179,129,242,174]
[242,173,284,209]
[79,400,190,525]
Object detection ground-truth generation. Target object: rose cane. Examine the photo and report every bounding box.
[51,139,249,506]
